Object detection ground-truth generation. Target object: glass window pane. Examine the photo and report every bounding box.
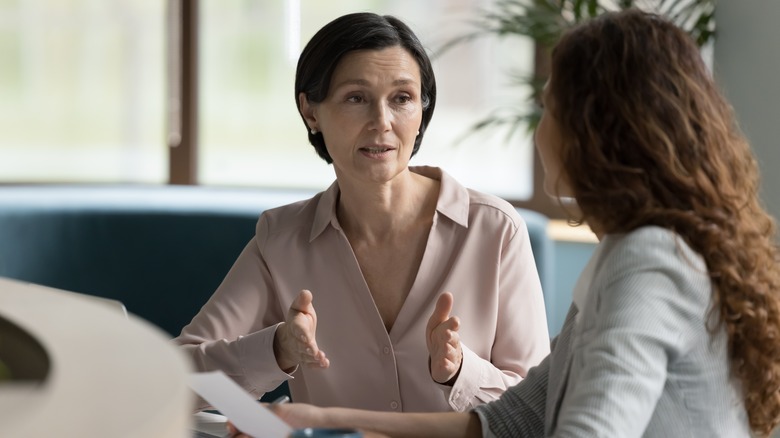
[199,0,534,200]
[0,0,166,183]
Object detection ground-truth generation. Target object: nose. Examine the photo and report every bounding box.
[369,101,392,132]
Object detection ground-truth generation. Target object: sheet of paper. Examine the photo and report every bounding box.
[189,371,292,438]
[192,411,229,436]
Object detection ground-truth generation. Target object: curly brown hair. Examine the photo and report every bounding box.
[547,9,780,436]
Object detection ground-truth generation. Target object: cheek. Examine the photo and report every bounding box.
[534,124,551,165]
[397,114,423,144]
[401,105,423,126]
[536,115,565,167]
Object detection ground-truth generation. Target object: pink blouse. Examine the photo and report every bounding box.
[174,166,549,413]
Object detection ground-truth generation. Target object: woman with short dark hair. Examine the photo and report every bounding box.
[175,12,550,414]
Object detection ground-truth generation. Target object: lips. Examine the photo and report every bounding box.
[361,146,392,153]
[359,144,396,156]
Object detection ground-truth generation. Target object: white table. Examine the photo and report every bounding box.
[0,277,193,437]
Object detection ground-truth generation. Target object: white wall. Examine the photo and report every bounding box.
[714,2,780,223]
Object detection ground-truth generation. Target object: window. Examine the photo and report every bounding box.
[198,1,535,199]
[1,0,536,201]
[0,0,166,183]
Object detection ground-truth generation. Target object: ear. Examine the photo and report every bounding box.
[298,92,318,131]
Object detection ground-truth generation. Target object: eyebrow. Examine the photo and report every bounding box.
[332,78,419,89]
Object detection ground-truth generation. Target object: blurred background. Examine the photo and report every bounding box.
[1,0,777,221]
[0,0,535,200]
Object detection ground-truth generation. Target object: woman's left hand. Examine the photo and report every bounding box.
[226,403,393,438]
[225,402,327,437]
[426,292,463,384]
[225,421,249,437]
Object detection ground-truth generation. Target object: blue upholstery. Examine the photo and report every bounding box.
[0,184,553,339]
[0,185,553,402]
[0,186,307,336]
[0,186,553,400]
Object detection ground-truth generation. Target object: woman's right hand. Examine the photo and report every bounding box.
[273,289,330,371]
[426,292,462,384]
[271,402,328,429]
[226,403,329,437]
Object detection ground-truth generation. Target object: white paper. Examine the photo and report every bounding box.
[192,411,229,436]
[189,371,293,438]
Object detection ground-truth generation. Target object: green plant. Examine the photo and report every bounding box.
[439,0,716,138]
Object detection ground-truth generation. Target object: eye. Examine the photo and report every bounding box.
[394,93,413,104]
[346,94,364,103]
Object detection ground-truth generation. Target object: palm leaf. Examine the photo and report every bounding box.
[444,0,716,140]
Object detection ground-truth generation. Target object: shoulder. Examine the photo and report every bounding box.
[256,192,324,239]
[600,226,706,277]
[465,188,526,231]
[421,165,526,233]
[463,189,529,247]
[592,226,712,319]
[466,188,520,216]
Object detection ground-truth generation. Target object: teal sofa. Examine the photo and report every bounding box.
[0,185,554,404]
[0,185,554,337]
[0,186,312,337]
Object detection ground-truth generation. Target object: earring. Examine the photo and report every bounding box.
[416,130,420,136]
[310,128,318,135]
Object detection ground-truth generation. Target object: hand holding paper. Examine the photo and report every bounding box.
[188,371,292,438]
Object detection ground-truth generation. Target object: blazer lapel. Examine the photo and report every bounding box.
[545,305,578,434]
[545,240,606,434]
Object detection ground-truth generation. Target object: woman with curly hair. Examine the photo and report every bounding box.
[229,9,780,437]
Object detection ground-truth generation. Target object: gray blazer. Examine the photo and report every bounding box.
[475,226,749,437]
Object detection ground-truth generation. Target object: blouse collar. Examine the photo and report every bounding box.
[309,166,470,242]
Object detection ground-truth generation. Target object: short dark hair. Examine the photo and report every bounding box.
[294,12,437,163]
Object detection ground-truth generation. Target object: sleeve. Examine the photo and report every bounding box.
[551,236,706,437]
[173,216,293,407]
[473,353,550,438]
[446,217,551,411]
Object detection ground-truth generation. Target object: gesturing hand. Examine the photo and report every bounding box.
[426,292,462,385]
[273,289,330,372]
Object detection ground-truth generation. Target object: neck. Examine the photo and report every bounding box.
[337,170,439,242]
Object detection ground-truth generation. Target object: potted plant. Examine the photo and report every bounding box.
[439,0,715,217]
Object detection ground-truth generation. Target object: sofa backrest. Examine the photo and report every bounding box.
[0,186,552,338]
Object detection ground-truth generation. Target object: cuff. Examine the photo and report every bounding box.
[237,322,296,393]
[445,344,484,411]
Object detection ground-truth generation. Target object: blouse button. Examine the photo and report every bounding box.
[390,401,399,410]
[383,346,390,354]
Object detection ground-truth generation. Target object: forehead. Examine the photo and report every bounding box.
[331,46,421,83]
